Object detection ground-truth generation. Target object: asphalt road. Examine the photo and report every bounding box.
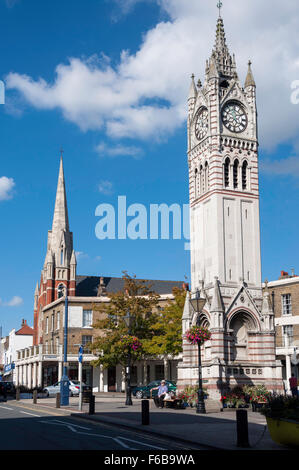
[0,401,198,451]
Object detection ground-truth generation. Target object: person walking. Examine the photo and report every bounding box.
[289,373,298,397]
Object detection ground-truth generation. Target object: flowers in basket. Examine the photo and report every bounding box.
[185,326,211,345]
[121,335,142,351]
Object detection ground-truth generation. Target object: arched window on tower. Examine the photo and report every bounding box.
[60,249,64,266]
[233,159,239,189]
[242,161,248,190]
[205,162,209,191]
[57,284,65,299]
[194,169,198,199]
[224,158,230,188]
[200,165,204,194]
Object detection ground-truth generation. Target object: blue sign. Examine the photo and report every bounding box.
[4,363,15,374]
[78,346,83,364]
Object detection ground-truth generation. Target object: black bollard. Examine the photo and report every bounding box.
[16,387,20,401]
[33,389,37,404]
[89,394,95,415]
[236,409,250,448]
[56,392,61,408]
[142,399,150,425]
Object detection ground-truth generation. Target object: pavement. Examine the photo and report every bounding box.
[7,393,288,451]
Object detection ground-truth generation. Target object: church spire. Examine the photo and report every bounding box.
[245,60,256,88]
[52,155,69,236]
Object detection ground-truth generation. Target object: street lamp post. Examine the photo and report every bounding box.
[60,286,70,406]
[189,289,207,414]
[124,310,133,406]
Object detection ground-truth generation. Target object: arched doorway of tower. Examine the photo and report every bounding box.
[227,309,259,362]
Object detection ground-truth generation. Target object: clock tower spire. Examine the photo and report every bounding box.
[178,7,283,399]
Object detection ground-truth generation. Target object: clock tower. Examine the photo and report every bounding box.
[178,8,283,399]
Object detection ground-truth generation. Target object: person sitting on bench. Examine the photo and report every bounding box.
[153,380,168,408]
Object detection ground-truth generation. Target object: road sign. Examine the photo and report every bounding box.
[78,346,83,364]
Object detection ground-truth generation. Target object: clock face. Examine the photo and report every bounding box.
[222,101,248,133]
[195,108,209,141]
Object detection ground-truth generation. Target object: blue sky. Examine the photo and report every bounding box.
[1,0,299,335]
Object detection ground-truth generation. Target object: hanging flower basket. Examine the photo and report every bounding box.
[185,326,211,345]
[121,335,142,351]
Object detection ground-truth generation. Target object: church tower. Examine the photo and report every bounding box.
[178,7,283,398]
[33,156,76,345]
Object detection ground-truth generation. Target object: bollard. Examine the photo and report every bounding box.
[56,392,61,408]
[16,387,20,401]
[33,389,37,404]
[89,394,95,415]
[142,400,150,425]
[236,409,250,448]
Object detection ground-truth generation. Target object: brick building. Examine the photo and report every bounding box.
[266,271,299,392]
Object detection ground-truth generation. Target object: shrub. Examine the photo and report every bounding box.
[260,395,299,421]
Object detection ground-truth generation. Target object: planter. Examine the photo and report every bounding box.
[266,417,299,447]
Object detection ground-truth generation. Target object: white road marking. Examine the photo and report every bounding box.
[0,406,13,410]
[117,436,165,450]
[19,411,41,417]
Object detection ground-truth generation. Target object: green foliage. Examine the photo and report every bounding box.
[177,385,208,406]
[144,287,185,357]
[91,272,160,368]
[243,384,270,402]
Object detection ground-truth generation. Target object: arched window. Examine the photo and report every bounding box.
[200,165,204,193]
[233,159,239,189]
[242,161,248,190]
[60,249,64,265]
[224,158,230,188]
[205,162,209,191]
[57,284,65,299]
[194,169,198,198]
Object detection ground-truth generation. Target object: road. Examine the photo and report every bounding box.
[0,401,199,451]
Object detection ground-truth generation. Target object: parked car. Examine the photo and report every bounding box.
[43,380,90,397]
[132,380,176,399]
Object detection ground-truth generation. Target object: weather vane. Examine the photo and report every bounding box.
[217,1,223,17]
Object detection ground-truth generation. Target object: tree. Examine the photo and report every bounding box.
[90,272,160,369]
[143,287,185,357]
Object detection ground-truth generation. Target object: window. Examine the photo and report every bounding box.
[56,312,60,330]
[82,335,92,353]
[283,325,293,346]
[83,310,93,327]
[233,159,239,189]
[224,158,230,188]
[155,365,164,381]
[57,284,64,299]
[45,317,49,334]
[51,313,55,332]
[242,161,248,190]
[282,294,292,315]
[194,169,198,198]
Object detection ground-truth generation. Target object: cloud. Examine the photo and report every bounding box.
[75,251,89,260]
[0,296,24,307]
[96,142,143,158]
[5,0,299,152]
[261,156,299,177]
[0,177,15,201]
[98,180,114,195]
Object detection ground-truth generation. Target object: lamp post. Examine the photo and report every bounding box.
[123,310,133,406]
[189,289,207,414]
[60,286,70,406]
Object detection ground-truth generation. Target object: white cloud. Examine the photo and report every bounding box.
[98,180,114,195]
[5,0,299,152]
[0,177,15,201]
[2,296,24,307]
[96,142,143,158]
[75,251,89,260]
[261,156,299,177]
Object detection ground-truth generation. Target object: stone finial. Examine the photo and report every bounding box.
[245,60,256,88]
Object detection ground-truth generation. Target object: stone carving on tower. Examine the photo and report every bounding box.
[178,7,283,398]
